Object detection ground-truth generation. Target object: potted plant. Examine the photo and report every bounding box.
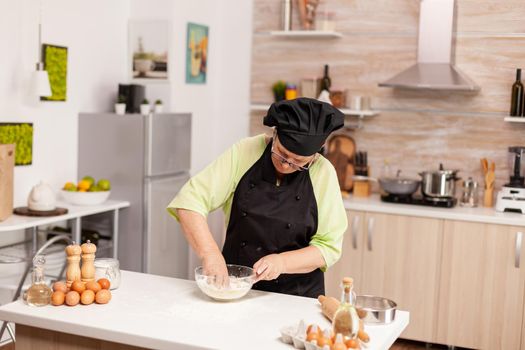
[154,99,163,113]
[115,95,126,115]
[272,80,286,102]
[140,99,150,115]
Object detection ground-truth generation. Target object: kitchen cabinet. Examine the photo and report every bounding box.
[436,221,525,349]
[360,213,442,342]
[325,210,442,342]
[325,210,365,298]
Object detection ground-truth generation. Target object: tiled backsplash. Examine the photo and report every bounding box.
[250,0,525,190]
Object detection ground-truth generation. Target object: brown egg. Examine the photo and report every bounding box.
[52,281,68,293]
[97,278,110,290]
[80,290,95,305]
[71,281,86,294]
[85,281,101,293]
[95,289,111,304]
[51,291,65,306]
[65,291,80,306]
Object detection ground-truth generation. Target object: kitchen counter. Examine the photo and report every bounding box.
[0,271,409,350]
[344,194,525,226]
[0,200,130,232]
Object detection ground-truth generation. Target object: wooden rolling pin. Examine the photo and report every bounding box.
[318,295,370,342]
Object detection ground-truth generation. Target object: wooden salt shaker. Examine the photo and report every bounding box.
[65,243,82,288]
[81,240,97,283]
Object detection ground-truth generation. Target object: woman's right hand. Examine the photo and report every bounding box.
[202,252,229,287]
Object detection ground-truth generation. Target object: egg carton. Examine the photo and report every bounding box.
[279,320,368,350]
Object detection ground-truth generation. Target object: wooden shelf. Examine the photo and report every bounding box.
[250,104,379,117]
[504,116,525,123]
[269,30,343,39]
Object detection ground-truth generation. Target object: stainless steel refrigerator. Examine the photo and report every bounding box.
[78,113,191,279]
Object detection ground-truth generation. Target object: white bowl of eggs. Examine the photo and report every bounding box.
[194,264,255,301]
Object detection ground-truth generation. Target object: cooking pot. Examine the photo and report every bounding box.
[419,164,460,198]
[354,171,421,196]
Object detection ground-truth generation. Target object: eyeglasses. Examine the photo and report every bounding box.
[271,139,317,172]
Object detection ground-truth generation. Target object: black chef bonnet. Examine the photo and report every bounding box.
[263,98,344,156]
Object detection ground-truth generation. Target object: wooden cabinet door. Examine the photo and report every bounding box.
[437,221,525,349]
[325,210,365,299]
[360,212,443,342]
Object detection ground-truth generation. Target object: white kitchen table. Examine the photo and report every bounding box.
[0,271,409,350]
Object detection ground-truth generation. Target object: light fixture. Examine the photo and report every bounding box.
[31,0,51,98]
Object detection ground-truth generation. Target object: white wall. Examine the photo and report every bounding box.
[0,0,253,274]
[0,0,129,207]
[130,0,253,274]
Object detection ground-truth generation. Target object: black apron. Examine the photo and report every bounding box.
[222,141,324,298]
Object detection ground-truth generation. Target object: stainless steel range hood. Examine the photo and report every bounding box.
[379,0,479,91]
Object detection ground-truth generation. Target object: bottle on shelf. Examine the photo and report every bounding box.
[320,64,331,92]
[281,0,292,31]
[25,255,52,306]
[332,277,360,339]
[510,68,524,116]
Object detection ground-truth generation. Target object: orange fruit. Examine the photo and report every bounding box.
[77,180,91,191]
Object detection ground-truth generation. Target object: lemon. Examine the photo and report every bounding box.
[63,182,76,191]
[97,179,111,191]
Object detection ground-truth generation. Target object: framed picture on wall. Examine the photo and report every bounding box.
[185,23,209,84]
[129,20,170,82]
[41,44,68,101]
[0,123,33,166]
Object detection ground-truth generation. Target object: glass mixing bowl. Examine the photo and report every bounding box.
[194,264,255,301]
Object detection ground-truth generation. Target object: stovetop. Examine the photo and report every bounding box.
[380,193,457,208]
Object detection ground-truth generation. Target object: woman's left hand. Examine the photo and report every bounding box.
[253,254,286,282]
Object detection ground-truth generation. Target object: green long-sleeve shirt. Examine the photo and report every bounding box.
[167,134,348,270]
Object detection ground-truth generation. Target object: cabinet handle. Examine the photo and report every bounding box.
[516,232,523,269]
[351,215,360,250]
[367,217,375,251]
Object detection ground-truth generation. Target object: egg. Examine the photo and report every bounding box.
[51,291,65,306]
[85,281,101,293]
[80,290,95,305]
[95,289,111,304]
[71,281,86,294]
[65,291,80,306]
[97,278,111,290]
[52,281,68,293]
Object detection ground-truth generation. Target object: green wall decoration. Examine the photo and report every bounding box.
[41,44,68,101]
[0,123,33,166]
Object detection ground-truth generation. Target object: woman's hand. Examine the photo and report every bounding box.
[253,254,286,282]
[202,252,229,287]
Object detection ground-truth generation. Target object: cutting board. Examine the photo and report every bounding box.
[325,135,356,191]
[0,144,14,221]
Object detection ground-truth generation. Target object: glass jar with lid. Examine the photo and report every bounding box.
[94,258,121,289]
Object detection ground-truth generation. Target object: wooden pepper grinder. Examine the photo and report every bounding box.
[81,240,97,283]
[65,242,82,288]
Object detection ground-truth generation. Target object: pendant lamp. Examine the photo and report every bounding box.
[31,0,51,98]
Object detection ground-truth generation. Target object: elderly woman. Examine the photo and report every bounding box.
[167,98,347,298]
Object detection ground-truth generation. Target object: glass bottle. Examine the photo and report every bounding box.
[510,68,524,116]
[320,64,331,92]
[26,255,52,306]
[332,277,359,338]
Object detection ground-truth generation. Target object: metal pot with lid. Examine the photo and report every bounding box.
[419,163,461,198]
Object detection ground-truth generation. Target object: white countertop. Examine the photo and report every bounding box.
[0,271,409,350]
[343,194,525,226]
[0,200,130,232]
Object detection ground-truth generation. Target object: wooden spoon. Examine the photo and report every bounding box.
[480,158,488,175]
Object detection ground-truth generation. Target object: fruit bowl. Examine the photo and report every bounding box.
[60,190,110,206]
[195,264,255,301]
